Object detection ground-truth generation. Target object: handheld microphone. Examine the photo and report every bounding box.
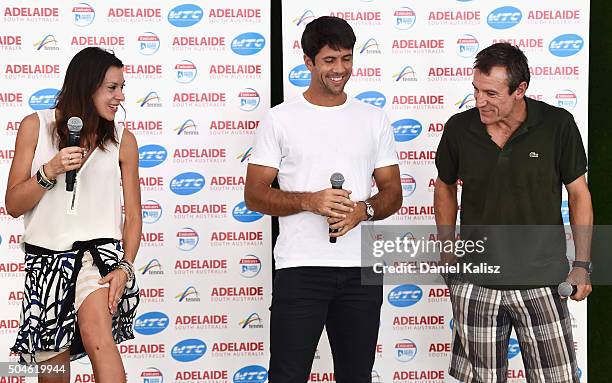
[557,281,577,298]
[66,117,83,192]
[329,172,345,244]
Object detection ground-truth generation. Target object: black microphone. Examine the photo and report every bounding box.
[557,281,577,298]
[329,172,345,244]
[66,117,83,192]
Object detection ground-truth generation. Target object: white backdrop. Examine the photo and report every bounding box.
[281,1,589,382]
[0,1,271,383]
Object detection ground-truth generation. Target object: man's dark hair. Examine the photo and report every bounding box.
[474,42,530,94]
[301,16,356,62]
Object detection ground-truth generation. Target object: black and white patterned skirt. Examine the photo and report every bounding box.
[11,238,140,364]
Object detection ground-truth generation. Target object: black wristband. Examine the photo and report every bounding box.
[35,167,55,190]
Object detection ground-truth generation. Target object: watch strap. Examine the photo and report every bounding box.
[572,260,592,273]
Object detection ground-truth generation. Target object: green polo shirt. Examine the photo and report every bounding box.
[436,97,587,287]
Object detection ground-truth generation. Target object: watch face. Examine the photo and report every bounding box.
[367,206,374,217]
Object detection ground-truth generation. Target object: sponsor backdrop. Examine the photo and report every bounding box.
[282,1,588,382]
[0,1,271,383]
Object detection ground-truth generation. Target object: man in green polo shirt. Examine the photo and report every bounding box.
[434,43,592,382]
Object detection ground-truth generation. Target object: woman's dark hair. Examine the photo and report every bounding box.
[54,47,123,150]
[474,42,530,94]
[301,16,356,62]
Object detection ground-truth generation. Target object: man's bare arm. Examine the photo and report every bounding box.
[434,177,459,265]
[244,163,354,218]
[329,164,402,238]
[565,175,593,301]
[367,164,403,220]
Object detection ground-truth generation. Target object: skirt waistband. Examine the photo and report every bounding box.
[24,238,118,255]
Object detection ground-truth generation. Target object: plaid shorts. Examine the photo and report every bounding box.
[448,280,578,383]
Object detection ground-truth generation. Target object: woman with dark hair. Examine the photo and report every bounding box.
[6,47,141,383]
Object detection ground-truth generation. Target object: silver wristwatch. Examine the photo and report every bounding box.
[363,200,374,221]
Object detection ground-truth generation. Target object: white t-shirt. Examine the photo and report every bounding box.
[250,94,398,269]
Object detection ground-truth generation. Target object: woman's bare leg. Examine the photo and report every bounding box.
[38,350,70,383]
[78,288,125,383]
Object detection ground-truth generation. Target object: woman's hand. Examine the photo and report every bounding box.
[99,268,128,315]
[44,146,85,180]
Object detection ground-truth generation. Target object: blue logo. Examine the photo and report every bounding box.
[171,339,207,362]
[549,34,583,57]
[392,119,422,142]
[356,91,386,108]
[72,3,95,27]
[555,89,577,110]
[395,338,417,362]
[487,6,522,29]
[29,88,59,110]
[177,227,199,251]
[142,200,162,224]
[449,318,454,331]
[138,145,167,168]
[239,88,260,111]
[388,284,423,307]
[138,32,160,55]
[561,200,569,224]
[288,64,311,87]
[231,32,266,55]
[507,338,520,359]
[139,367,163,383]
[401,174,416,197]
[170,172,205,195]
[168,4,203,27]
[457,34,479,58]
[175,60,197,84]
[233,201,264,223]
[233,365,268,383]
[239,255,262,278]
[394,7,416,30]
[134,312,169,335]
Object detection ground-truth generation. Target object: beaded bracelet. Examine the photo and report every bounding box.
[115,259,134,282]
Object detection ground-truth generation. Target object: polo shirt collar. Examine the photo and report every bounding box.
[468,97,543,139]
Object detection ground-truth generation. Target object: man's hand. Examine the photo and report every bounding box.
[304,188,355,219]
[327,201,366,238]
[565,267,592,301]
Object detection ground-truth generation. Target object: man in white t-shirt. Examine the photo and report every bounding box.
[245,16,402,383]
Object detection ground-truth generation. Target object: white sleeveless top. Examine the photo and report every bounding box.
[23,109,124,251]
